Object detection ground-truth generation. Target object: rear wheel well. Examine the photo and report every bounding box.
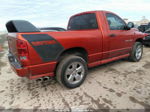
[57,47,88,62]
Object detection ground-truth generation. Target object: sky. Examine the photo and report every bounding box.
[0,0,150,31]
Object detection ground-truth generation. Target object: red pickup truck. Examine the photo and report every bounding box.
[6,10,146,88]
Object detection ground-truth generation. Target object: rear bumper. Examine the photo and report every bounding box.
[10,63,29,77]
[28,62,57,79]
[9,56,57,79]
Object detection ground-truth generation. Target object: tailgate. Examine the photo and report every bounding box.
[6,20,40,59]
[6,20,41,66]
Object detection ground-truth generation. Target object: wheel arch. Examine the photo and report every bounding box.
[57,47,88,62]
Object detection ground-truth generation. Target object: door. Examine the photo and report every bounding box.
[105,13,134,58]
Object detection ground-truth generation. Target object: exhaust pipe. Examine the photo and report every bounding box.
[43,76,50,82]
[36,78,43,82]
[36,76,50,83]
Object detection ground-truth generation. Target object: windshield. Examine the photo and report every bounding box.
[68,13,98,30]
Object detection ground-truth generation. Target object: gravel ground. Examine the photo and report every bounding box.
[0,42,150,111]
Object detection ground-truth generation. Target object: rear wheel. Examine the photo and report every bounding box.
[129,42,143,62]
[56,55,88,89]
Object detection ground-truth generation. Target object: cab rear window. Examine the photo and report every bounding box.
[68,13,98,30]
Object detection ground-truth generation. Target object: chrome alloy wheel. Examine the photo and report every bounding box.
[135,45,142,60]
[65,62,85,85]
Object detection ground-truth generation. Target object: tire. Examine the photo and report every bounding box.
[129,42,143,62]
[56,55,88,89]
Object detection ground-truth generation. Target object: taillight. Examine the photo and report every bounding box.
[17,39,28,62]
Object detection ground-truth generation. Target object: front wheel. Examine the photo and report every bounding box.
[129,42,143,62]
[56,55,88,89]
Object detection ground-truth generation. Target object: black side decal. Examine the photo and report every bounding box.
[22,34,64,62]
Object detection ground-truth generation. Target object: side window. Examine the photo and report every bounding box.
[106,13,126,30]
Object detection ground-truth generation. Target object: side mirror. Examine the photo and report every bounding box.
[127,22,134,29]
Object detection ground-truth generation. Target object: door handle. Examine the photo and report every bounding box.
[109,34,116,37]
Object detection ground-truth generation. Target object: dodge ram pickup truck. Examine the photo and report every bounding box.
[6,10,146,88]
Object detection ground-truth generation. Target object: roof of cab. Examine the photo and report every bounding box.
[70,10,113,18]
